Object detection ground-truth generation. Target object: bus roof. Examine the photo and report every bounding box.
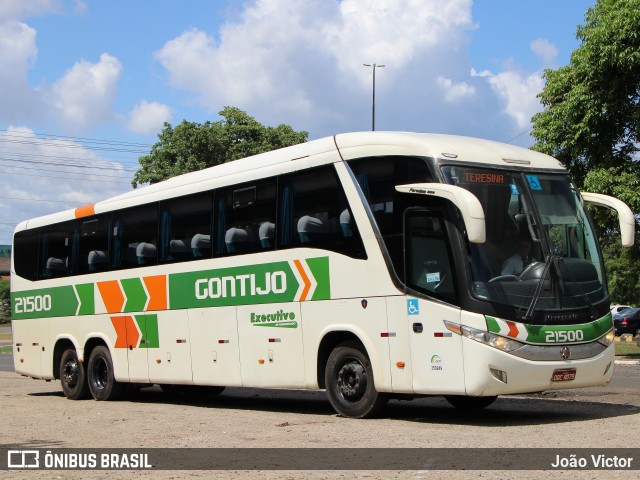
[16,132,565,232]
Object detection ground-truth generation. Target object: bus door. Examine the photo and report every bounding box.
[237,302,305,388]
[403,209,465,393]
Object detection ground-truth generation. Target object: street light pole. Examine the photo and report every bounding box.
[363,63,385,131]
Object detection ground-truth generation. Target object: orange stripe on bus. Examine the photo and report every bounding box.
[293,259,311,301]
[110,316,129,348]
[110,316,140,349]
[74,204,95,219]
[143,275,167,311]
[97,280,125,314]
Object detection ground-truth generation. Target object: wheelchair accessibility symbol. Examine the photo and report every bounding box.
[407,299,420,315]
[526,175,542,191]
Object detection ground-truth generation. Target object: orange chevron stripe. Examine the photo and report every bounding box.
[111,316,128,348]
[98,280,125,314]
[143,275,167,311]
[293,259,311,301]
[506,321,519,338]
[75,204,95,219]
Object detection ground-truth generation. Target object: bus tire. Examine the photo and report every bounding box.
[87,346,124,401]
[445,395,497,409]
[60,348,90,400]
[324,341,388,418]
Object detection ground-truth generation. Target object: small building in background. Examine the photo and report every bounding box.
[0,245,11,279]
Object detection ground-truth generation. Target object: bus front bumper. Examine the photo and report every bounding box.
[461,338,615,397]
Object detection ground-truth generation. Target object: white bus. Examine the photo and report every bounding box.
[11,132,635,418]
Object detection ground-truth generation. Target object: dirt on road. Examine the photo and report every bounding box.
[1,367,639,480]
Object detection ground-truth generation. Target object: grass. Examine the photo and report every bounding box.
[0,345,11,354]
[615,338,640,358]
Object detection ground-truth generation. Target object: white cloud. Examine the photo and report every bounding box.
[47,53,122,132]
[0,125,133,240]
[0,20,39,122]
[530,38,558,68]
[437,76,476,102]
[487,70,544,129]
[0,0,60,21]
[155,0,477,135]
[127,100,173,135]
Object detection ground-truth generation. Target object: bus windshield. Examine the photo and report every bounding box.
[441,166,606,315]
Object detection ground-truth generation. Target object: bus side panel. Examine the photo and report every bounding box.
[385,296,415,393]
[237,303,304,388]
[189,307,242,387]
[408,298,465,395]
[302,297,393,392]
[148,310,192,384]
[12,318,44,378]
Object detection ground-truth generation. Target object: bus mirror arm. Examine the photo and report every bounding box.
[395,183,486,244]
[581,192,635,247]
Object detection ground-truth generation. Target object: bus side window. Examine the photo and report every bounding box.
[215,179,276,257]
[13,230,39,281]
[159,192,213,263]
[280,165,366,259]
[112,204,158,270]
[72,216,110,274]
[39,224,70,279]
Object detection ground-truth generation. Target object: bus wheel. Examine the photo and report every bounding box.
[60,349,90,400]
[325,342,388,418]
[87,346,124,401]
[445,395,497,409]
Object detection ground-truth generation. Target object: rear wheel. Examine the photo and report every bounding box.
[325,342,388,418]
[60,348,90,400]
[445,395,497,409]
[87,346,124,401]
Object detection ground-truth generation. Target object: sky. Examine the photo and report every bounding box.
[0,0,593,244]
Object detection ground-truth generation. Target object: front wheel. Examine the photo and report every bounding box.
[60,348,90,400]
[325,342,388,418]
[445,395,497,410]
[87,346,124,401]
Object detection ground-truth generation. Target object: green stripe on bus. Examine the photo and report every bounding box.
[75,283,95,316]
[137,314,159,348]
[121,278,147,312]
[485,314,612,344]
[306,257,330,300]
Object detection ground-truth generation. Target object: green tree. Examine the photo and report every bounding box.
[0,279,10,321]
[132,107,308,187]
[531,0,640,304]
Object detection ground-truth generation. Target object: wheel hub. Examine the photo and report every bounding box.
[337,360,366,401]
[63,361,78,387]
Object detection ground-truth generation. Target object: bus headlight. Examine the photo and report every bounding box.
[597,328,615,347]
[460,325,524,353]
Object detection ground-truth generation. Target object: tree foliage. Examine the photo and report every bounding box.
[531,0,640,182]
[132,107,308,187]
[531,0,640,304]
[0,279,10,321]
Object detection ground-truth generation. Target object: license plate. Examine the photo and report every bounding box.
[552,368,576,382]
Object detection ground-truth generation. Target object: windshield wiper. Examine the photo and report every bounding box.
[522,253,598,322]
[522,253,554,322]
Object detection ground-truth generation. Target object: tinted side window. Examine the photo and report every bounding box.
[215,179,277,256]
[279,165,366,259]
[72,215,111,274]
[112,205,158,269]
[160,192,213,263]
[13,230,39,281]
[39,224,70,279]
[348,156,433,276]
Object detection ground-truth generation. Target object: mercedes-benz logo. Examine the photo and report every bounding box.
[561,346,571,360]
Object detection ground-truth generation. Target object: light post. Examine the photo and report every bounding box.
[363,63,385,131]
